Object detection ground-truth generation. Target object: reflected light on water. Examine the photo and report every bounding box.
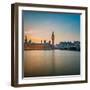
[24,50,80,77]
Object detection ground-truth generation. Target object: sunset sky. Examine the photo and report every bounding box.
[22,10,80,44]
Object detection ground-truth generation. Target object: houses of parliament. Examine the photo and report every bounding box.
[24,32,55,50]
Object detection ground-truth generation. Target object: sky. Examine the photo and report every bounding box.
[22,10,80,44]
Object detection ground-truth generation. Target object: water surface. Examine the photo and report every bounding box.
[24,50,80,77]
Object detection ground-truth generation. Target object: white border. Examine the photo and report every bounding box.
[18,6,86,84]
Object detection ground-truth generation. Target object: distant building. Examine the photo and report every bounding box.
[29,40,31,44]
[41,40,42,44]
[44,40,46,44]
[51,32,55,48]
[48,40,51,44]
[56,41,80,51]
[24,33,80,51]
[24,32,54,50]
[24,35,27,44]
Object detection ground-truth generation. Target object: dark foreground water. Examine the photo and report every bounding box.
[24,50,80,77]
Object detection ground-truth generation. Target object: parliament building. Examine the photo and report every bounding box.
[24,32,55,50]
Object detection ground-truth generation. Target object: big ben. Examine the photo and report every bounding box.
[51,32,55,48]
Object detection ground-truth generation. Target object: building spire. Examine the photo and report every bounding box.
[51,32,55,48]
[25,35,27,43]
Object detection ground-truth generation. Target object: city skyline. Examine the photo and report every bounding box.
[22,10,80,44]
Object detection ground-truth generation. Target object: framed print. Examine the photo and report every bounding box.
[11,3,88,87]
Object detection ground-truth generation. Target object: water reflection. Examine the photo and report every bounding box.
[51,50,55,75]
[24,50,80,77]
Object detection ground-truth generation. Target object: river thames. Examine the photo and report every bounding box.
[24,50,80,77]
